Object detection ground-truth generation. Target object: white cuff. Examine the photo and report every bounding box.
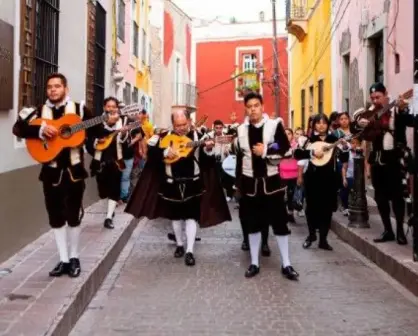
[118,131,129,143]
[93,139,99,148]
[39,121,46,140]
[163,147,170,157]
[261,145,268,158]
[310,150,315,158]
[203,147,214,156]
[337,142,351,151]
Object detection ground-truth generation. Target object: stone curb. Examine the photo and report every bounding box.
[0,200,142,336]
[331,214,418,297]
[47,215,140,336]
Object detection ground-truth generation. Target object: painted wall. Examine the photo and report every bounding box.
[332,0,413,112]
[289,0,332,128]
[195,38,288,126]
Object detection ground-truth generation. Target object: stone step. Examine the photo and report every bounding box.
[0,200,140,336]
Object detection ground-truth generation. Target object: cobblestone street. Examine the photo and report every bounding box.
[71,206,418,336]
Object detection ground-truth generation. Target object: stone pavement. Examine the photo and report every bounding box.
[71,206,418,336]
[0,200,139,336]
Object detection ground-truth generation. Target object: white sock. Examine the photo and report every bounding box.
[53,227,69,263]
[68,226,81,259]
[172,220,184,246]
[248,232,261,267]
[106,199,117,219]
[185,219,197,253]
[276,235,291,268]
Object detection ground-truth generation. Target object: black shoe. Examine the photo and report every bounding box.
[174,246,185,258]
[318,241,333,251]
[241,240,249,251]
[49,261,69,277]
[245,264,260,278]
[302,235,317,249]
[373,231,395,243]
[104,218,114,229]
[397,228,408,245]
[184,252,195,266]
[281,265,299,281]
[68,258,81,278]
[261,244,271,257]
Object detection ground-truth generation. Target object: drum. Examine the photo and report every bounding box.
[222,154,236,178]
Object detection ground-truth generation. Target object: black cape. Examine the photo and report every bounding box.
[125,148,232,228]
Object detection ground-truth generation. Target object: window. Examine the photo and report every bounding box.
[174,57,181,104]
[141,29,147,63]
[317,79,324,114]
[242,54,257,71]
[132,87,139,103]
[117,0,125,42]
[342,54,350,112]
[301,89,306,130]
[133,22,139,56]
[123,83,132,105]
[373,33,384,83]
[93,2,106,116]
[309,85,314,114]
[33,0,60,107]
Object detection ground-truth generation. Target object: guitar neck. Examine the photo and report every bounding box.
[187,139,206,148]
[71,115,107,133]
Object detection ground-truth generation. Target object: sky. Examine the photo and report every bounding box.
[150,0,286,26]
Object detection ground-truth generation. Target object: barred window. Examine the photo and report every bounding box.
[117,0,125,41]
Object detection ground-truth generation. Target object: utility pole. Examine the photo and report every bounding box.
[411,0,418,261]
[271,0,280,118]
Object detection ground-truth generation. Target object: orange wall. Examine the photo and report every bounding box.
[196,37,288,126]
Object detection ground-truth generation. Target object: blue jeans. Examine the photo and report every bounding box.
[340,177,354,209]
[120,158,134,200]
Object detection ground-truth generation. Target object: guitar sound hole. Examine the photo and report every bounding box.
[60,125,72,139]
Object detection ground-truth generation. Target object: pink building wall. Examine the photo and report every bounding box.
[332,0,413,113]
[117,3,136,88]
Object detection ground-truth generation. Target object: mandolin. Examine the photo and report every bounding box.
[159,134,234,164]
[307,134,358,167]
[354,89,413,141]
[26,104,141,163]
[95,120,142,151]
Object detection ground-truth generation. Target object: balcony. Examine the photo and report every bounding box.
[172,83,197,110]
[285,0,308,42]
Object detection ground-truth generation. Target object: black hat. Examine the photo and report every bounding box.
[369,82,386,94]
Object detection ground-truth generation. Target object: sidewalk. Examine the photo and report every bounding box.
[331,196,418,297]
[0,200,141,336]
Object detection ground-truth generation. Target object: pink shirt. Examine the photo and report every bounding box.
[279,140,298,180]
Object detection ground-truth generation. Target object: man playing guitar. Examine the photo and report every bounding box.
[356,82,413,245]
[12,73,116,278]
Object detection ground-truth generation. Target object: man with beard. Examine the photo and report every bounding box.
[126,110,231,266]
[12,73,113,278]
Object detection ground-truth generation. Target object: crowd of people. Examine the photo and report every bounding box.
[13,71,412,281]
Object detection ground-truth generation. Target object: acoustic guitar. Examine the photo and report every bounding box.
[307,134,358,167]
[159,134,234,164]
[26,104,141,163]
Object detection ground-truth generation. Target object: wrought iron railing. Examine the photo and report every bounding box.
[285,0,308,23]
[172,83,197,107]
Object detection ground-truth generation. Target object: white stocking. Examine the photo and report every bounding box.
[53,227,69,263]
[249,232,261,267]
[172,220,184,246]
[68,226,81,259]
[185,219,197,253]
[276,235,291,268]
[106,199,117,219]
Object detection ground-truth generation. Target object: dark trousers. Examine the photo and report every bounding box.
[371,163,405,232]
[216,162,234,198]
[305,204,333,242]
[43,171,85,228]
[96,163,122,202]
[284,178,297,211]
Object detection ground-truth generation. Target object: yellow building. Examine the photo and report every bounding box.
[287,0,332,129]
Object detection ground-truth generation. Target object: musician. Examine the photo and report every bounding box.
[294,114,349,251]
[88,97,136,229]
[12,72,111,278]
[356,82,413,245]
[125,110,231,266]
[234,92,298,280]
[226,111,239,136]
